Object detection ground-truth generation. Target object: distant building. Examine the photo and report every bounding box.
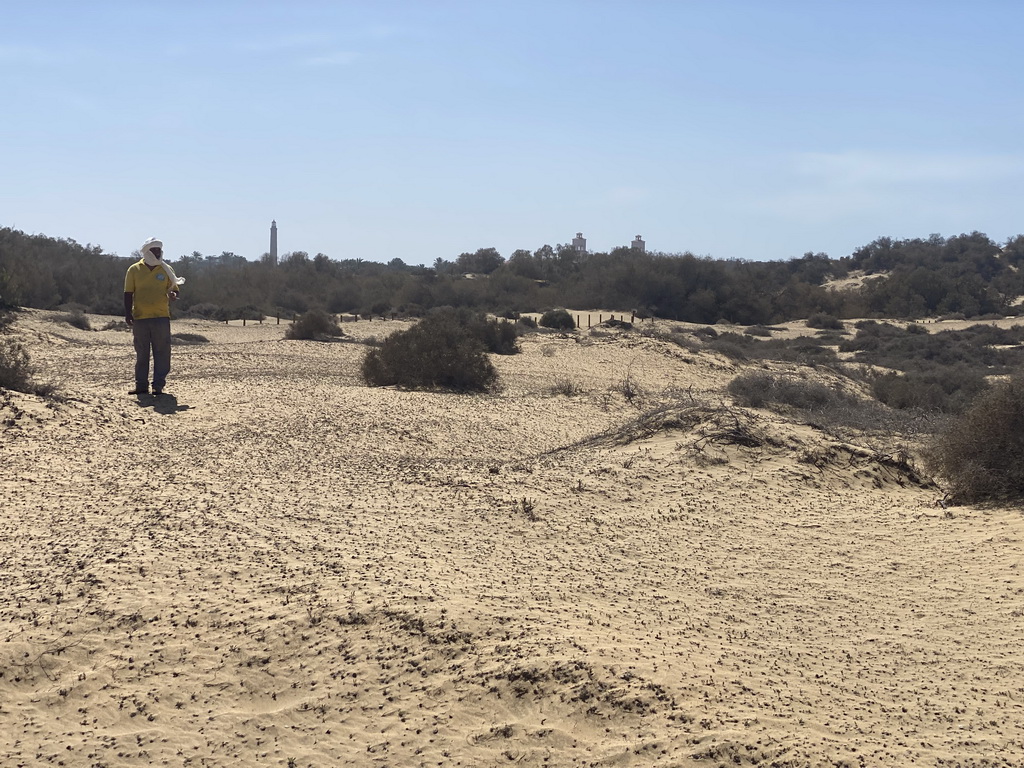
[270,220,278,266]
[631,234,645,252]
[572,232,587,253]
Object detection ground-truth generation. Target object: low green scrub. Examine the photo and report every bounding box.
[728,371,849,411]
[361,308,499,392]
[539,309,575,331]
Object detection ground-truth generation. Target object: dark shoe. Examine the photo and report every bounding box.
[153,388,164,396]
[129,387,149,395]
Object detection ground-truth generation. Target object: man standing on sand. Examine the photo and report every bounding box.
[124,237,185,396]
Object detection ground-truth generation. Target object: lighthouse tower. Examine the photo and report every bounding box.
[270,220,278,266]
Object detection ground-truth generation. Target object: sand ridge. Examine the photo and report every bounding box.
[2,310,1024,767]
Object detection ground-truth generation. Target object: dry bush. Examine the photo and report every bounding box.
[0,336,34,393]
[923,376,1024,503]
[0,336,55,397]
[549,377,583,397]
[55,310,91,330]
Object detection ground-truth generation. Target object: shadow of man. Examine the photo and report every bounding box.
[134,393,191,415]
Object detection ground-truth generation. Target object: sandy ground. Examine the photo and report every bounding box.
[2,309,1024,768]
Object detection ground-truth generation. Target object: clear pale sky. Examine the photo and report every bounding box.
[4,1,1023,265]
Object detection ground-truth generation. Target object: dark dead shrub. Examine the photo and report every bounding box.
[285,309,344,341]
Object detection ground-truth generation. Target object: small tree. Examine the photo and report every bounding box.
[924,375,1024,503]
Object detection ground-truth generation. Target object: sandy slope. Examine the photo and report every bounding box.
[2,310,1024,768]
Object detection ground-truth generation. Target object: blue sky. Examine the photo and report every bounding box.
[3,1,1023,265]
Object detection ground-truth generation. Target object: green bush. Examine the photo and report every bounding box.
[361,309,498,392]
[452,308,520,354]
[285,309,344,341]
[539,308,575,331]
[924,376,1024,503]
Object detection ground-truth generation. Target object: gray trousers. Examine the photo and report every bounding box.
[132,317,172,390]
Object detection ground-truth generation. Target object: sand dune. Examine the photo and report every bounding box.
[2,309,1023,767]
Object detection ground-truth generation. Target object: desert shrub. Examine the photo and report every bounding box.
[361,310,498,392]
[539,308,575,331]
[235,305,266,321]
[285,309,344,341]
[693,326,718,339]
[654,329,701,353]
[549,377,583,396]
[466,313,519,355]
[186,303,230,321]
[709,341,748,361]
[171,333,210,345]
[870,366,988,414]
[0,336,34,393]
[757,338,840,366]
[517,315,538,329]
[422,307,519,354]
[727,370,912,432]
[744,325,774,337]
[807,313,844,330]
[55,310,91,330]
[924,375,1024,503]
[841,323,1024,374]
[707,332,753,361]
[728,371,849,411]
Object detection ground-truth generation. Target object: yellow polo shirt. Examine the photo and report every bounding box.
[124,261,177,320]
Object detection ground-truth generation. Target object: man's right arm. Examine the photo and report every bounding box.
[124,292,134,326]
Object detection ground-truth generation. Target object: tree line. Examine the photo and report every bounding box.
[2,226,1023,324]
